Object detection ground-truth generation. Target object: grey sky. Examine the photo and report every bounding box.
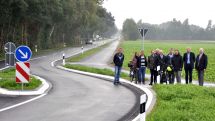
[103,0,215,29]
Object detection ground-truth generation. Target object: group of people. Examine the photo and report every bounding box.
[113,47,208,86]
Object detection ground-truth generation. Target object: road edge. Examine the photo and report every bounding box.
[57,65,156,121]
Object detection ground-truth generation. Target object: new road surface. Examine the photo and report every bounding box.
[0,39,141,121]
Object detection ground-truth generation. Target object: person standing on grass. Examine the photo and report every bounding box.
[148,50,157,85]
[166,48,175,84]
[137,50,147,84]
[172,49,183,84]
[131,52,139,83]
[113,47,124,85]
[157,50,168,84]
[195,48,208,86]
[183,47,195,84]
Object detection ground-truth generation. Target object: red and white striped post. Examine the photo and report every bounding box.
[16,62,30,90]
[140,94,147,121]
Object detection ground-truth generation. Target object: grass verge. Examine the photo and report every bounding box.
[0,68,42,90]
[64,64,130,80]
[66,44,109,62]
[147,84,215,121]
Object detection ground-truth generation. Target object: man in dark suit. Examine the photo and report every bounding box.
[183,48,195,84]
[157,50,168,84]
[195,48,208,86]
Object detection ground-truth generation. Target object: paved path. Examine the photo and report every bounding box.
[0,39,138,121]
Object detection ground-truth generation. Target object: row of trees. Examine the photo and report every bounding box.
[0,0,117,52]
[122,18,215,40]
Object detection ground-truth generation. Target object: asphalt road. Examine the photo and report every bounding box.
[0,39,139,121]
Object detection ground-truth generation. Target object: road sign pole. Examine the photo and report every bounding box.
[142,33,144,50]
[22,83,24,91]
[138,28,148,51]
[4,42,16,66]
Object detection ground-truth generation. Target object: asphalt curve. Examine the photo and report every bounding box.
[0,40,139,121]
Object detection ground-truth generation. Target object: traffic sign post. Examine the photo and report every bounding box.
[15,45,32,90]
[139,28,148,50]
[4,42,16,66]
[15,46,32,62]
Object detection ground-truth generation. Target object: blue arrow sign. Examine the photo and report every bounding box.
[15,46,32,62]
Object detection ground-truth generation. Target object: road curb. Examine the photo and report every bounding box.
[57,65,156,121]
[0,74,50,96]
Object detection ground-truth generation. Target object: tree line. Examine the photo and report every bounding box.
[122,18,215,40]
[0,0,117,52]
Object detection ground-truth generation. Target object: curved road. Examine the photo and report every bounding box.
[0,40,137,121]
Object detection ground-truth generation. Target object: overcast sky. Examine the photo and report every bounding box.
[103,0,215,29]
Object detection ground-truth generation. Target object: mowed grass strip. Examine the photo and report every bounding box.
[121,40,215,82]
[147,84,215,121]
[0,68,42,90]
[67,44,109,62]
[64,64,130,80]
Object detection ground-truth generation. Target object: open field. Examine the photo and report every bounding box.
[147,84,215,121]
[0,68,41,90]
[121,40,215,82]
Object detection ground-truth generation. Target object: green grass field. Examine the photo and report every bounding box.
[147,84,215,121]
[0,68,42,90]
[121,40,215,82]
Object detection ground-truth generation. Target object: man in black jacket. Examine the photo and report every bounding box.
[113,48,124,85]
[148,50,157,85]
[157,50,168,84]
[183,48,195,84]
[166,48,174,84]
[172,49,183,84]
[195,48,208,86]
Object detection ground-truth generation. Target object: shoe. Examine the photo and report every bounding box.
[149,83,152,86]
[117,82,122,85]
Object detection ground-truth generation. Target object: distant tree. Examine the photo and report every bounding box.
[135,18,215,40]
[183,18,189,26]
[122,19,139,40]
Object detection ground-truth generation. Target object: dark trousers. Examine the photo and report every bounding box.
[167,71,174,84]
[150,69,157,85]
[198,70,204,86]
[185,64,193,84]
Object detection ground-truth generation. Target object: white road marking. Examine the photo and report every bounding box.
[0,93,46,112]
